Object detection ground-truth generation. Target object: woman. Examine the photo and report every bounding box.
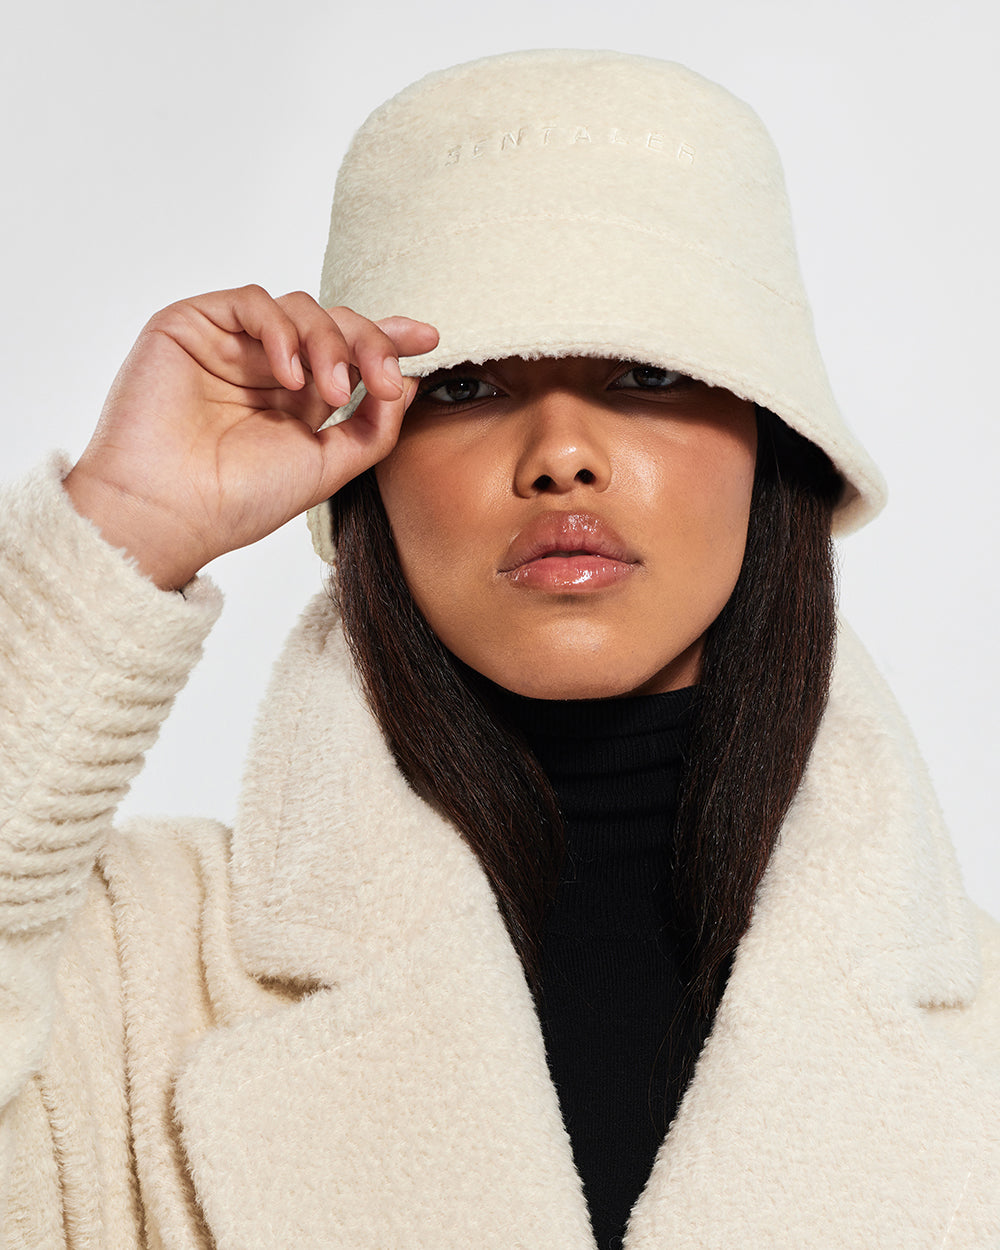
[2,48,997,1250]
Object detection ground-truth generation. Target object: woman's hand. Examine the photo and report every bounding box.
[63,287,439,590]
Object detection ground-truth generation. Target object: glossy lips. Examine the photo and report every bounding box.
[498,512,639,591]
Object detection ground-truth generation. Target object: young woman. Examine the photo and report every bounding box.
[2,49,997,1250]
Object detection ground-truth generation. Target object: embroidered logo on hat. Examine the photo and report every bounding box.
[443,125,697,165]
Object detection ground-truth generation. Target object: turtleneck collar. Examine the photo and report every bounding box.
[489,683,697,829]
[485,682,698,937]
[488,683,698,737]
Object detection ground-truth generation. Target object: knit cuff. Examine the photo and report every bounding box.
[0,454,223,934]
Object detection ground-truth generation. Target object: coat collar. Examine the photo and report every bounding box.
[174,595,997,1249]
[226,595,979,1004]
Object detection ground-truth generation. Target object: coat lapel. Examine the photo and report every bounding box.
[174,594,595,1249]
[626,623,1000,1248]
[173,598,999,1249]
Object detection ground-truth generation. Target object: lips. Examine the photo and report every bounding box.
[498,512,639,591]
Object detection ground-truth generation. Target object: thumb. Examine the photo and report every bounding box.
[312,375,418,498]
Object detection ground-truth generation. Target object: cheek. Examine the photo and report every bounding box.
[642,414,756,544]
[374,438,499,616]
[643,416,757,617]
[688,436,756,552]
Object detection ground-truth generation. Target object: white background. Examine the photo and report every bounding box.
[2,0,997,914]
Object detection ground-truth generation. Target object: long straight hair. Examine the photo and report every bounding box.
[328,406,841,1065]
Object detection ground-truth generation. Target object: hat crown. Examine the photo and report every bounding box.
[322,51,798,311]
[310,50,887,561]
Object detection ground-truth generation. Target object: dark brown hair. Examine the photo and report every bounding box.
[667,409,840,1081]
[328,405,840,1073]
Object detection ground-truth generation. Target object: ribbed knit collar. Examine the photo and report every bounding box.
[488,684,698,936]
[490,683,697,819]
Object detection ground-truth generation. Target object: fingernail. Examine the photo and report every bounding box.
[333,361,351,402]
[290,353,306,387]
[383,356,403,392]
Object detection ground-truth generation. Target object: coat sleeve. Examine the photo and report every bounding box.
[0,454,222,1129]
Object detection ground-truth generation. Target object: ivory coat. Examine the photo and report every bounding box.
[2,459,999,1249]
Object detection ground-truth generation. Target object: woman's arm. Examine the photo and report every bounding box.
[0,287,437,1148]
[0,455,223,1110]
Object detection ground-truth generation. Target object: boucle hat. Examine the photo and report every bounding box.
[308,48,887,561]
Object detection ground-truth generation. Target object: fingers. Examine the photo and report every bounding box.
[153,285,308,393]
[274,292,364,407]
[260,298,438,431]
[279,298,438,407]
[287,298,435,405]
[156,286,439,412]
[373,315,442,363]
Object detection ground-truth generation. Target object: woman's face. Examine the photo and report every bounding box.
[375,356,757,699]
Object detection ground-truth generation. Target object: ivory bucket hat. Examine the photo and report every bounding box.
[307,49,886,561]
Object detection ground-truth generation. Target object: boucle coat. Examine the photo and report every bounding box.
[2,458,999,1250]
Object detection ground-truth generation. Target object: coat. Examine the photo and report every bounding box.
[2,457,999,1250]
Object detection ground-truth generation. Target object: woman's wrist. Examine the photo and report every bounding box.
[63,464,205,592]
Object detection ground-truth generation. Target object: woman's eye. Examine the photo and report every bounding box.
[610,364,686,392]
[416,376,499,404]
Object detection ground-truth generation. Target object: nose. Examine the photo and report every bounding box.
[512,393,613,497]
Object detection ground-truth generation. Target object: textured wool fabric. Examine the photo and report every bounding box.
[0,457,220,1124]
[306,49,888,562]
[2,461,999,1248]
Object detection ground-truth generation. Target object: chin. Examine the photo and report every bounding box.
[478,654,700,701]
[493,673,635,701]
[461,629,706,700]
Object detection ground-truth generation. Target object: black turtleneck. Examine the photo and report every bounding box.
[491,685,697,1250]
